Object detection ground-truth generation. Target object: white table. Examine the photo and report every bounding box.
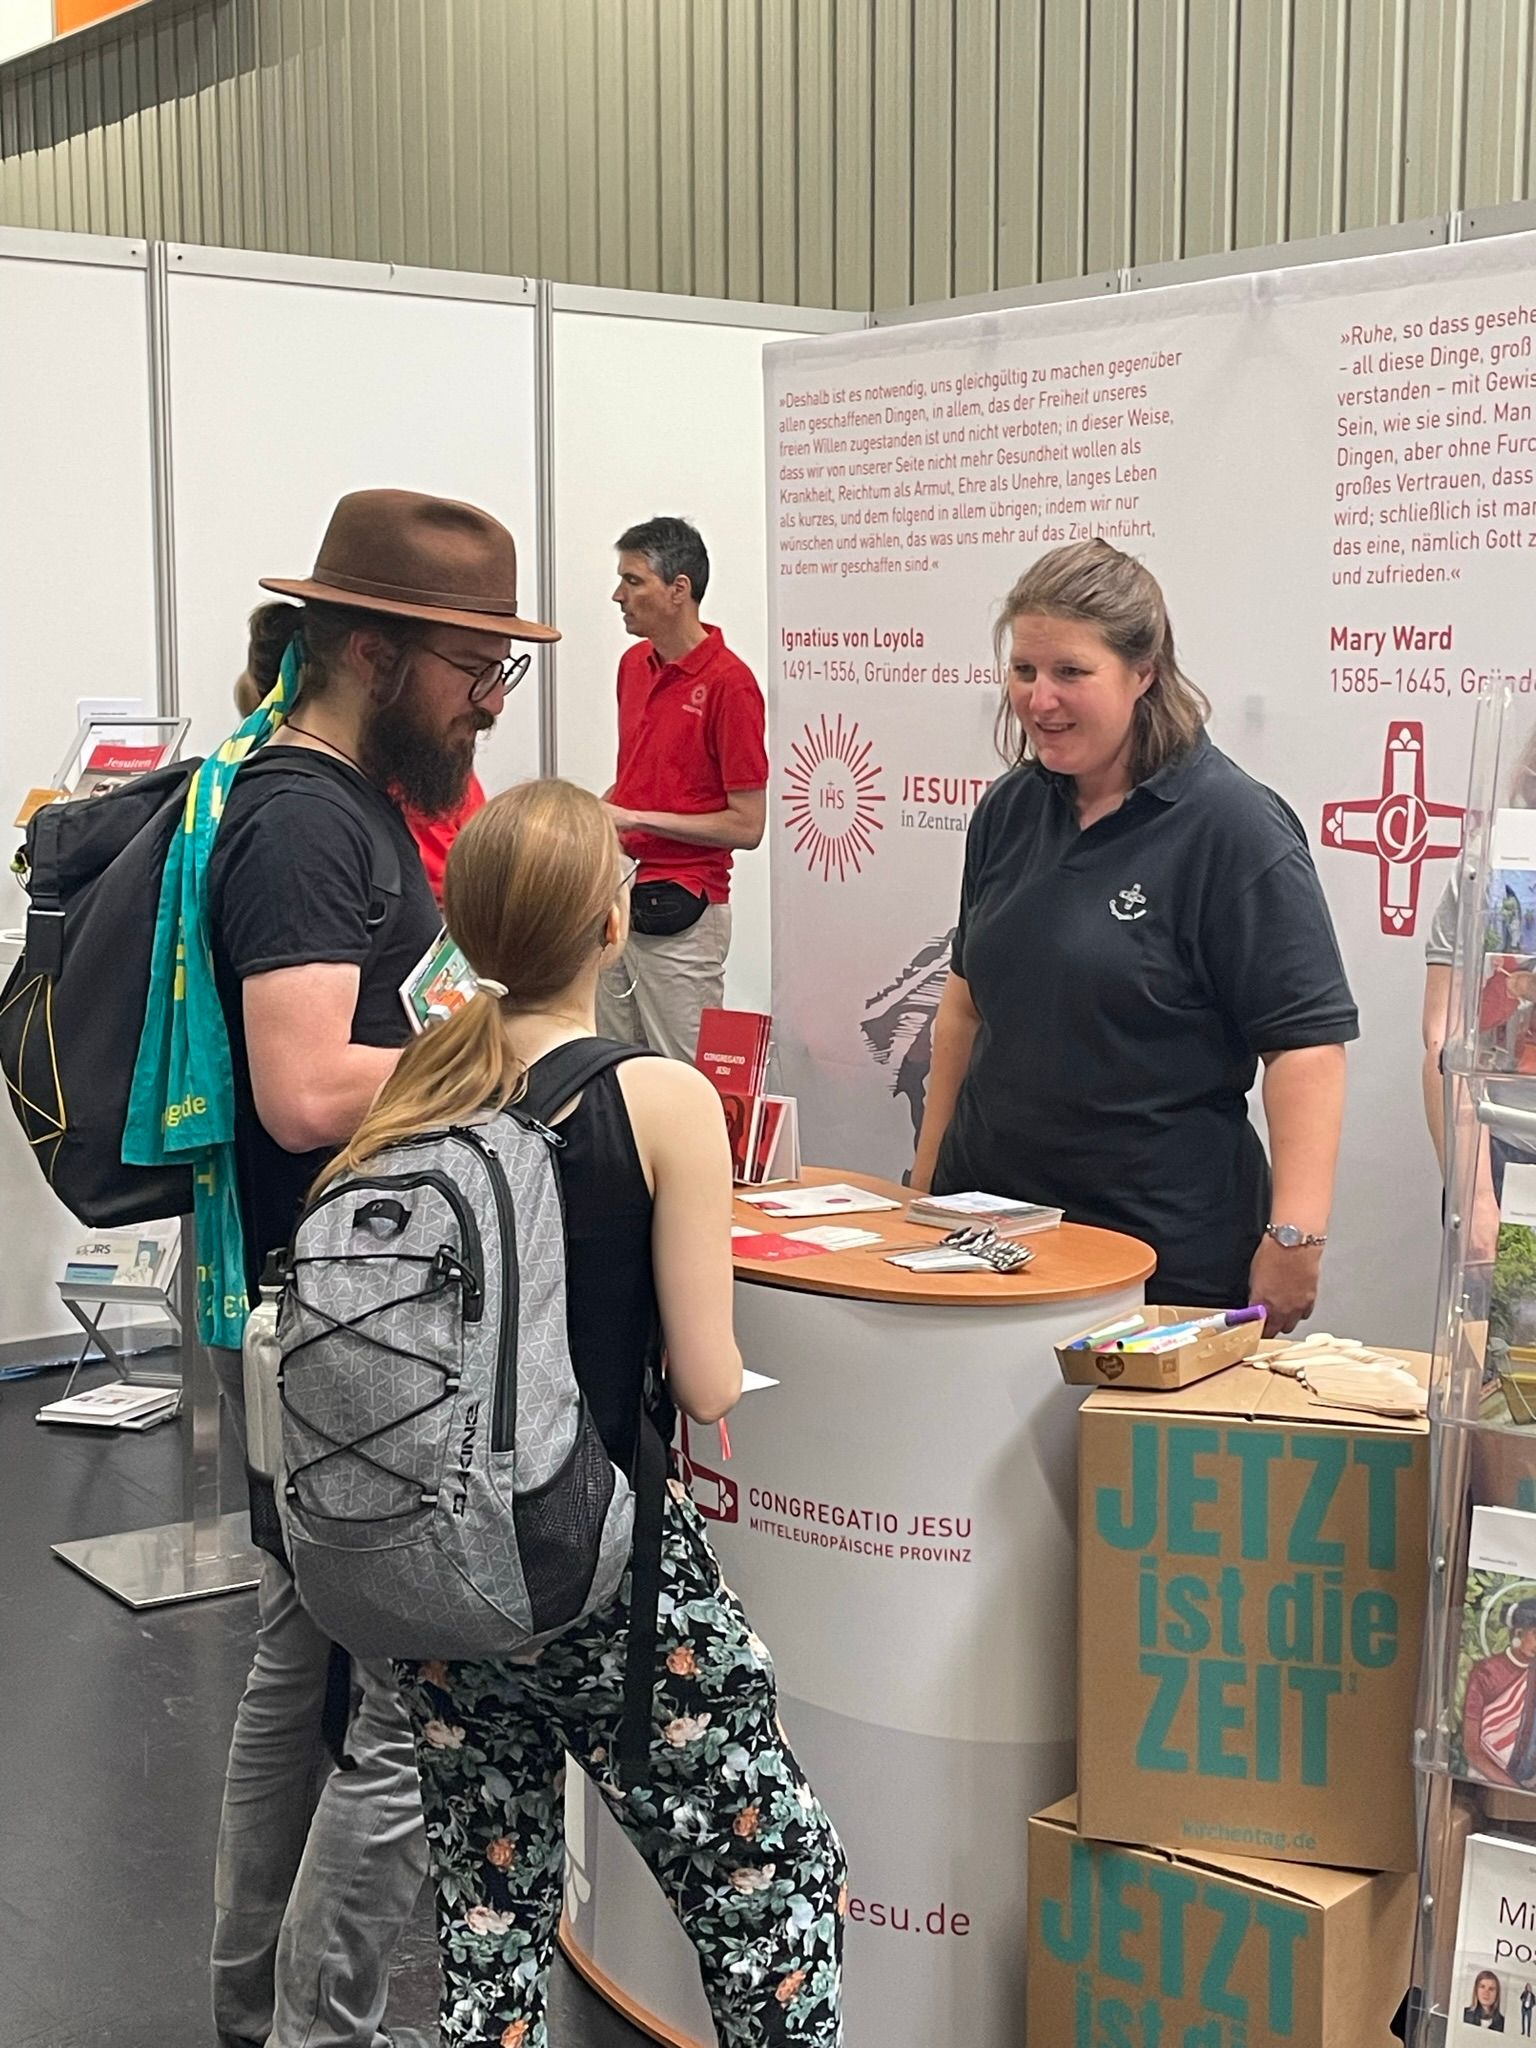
[561,1172,1153,2048]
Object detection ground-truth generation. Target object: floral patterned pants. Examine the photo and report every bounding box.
[395,1484,846,2048]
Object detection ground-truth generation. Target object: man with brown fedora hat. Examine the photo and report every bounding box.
[205,488,555,2048]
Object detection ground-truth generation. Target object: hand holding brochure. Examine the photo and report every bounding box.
[400,929,479,1034]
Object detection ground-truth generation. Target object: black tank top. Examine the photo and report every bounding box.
[528,1053,674,1474]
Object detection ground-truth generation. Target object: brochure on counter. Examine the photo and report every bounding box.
[736,1182,899,1218]
[905,1190,1063,1235]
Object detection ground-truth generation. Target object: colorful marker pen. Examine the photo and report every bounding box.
[1068,1314,1147,1351]
[1097,1305,1266,1353]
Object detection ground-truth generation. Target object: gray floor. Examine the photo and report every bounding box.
[0,1361,647,2048]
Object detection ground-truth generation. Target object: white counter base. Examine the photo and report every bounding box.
[562,1274,1144,2047]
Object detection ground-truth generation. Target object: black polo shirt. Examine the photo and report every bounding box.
[933,732,1359,1304]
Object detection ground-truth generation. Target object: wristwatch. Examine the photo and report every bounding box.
[1264,1222,1327,1249]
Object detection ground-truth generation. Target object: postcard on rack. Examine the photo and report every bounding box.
[1451,1504,1536,1792]
[61,1221,181,1294]
[1447,1831,1536,2040]
[1492,1165,1536,1380]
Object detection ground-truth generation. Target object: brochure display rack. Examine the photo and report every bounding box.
[50,1217,264,1610]
[1410,679,1536,2045]
[54,1218,182,1396]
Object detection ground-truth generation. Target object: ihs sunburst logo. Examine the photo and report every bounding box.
[782,714,885,881]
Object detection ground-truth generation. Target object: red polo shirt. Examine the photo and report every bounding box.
[613,626,767,903]
[400,772,486,904]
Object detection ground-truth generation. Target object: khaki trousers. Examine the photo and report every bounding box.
[596,901,731,1062]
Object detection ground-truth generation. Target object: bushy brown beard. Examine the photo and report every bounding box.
[361,683,491,817]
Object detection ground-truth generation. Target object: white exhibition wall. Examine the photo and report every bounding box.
[163,248,543,786]
[549,294,839,1017]
[765,231,1536,1349]
[0,232,159,1350]
[0,234,846,1350]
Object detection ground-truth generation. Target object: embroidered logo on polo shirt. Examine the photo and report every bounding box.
[683,681,709,717]
[1109,882,1147,922]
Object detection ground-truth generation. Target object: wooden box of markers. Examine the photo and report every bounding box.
[1053,1302,1264,1392]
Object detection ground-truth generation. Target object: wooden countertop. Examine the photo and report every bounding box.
[731,1167,1155,1308]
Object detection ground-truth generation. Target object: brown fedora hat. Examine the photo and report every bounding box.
[261,488,558,642]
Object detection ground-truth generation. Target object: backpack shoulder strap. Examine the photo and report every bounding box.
[517,1038,656,1128]
[21,801,67,974]
[235,748,402,902]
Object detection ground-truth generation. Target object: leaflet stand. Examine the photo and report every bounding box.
[52,1218,264,1607]
[56,1275,182,1399]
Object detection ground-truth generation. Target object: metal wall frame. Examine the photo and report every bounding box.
[868,212,1490,327]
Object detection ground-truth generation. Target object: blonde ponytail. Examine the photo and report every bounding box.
[312,778,625,1192]
[315,991,523,1193]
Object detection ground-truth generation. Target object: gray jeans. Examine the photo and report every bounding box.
[209,1345,427,2048]
[596,901,731,1062]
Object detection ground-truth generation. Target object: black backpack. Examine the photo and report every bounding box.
[0,750,400,1228]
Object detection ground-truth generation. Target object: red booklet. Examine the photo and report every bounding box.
[731,1231,828,1262]
[719,1092,761,1182]
[694,1008,771,1097]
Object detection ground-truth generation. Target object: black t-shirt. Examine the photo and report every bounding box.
[207,748,440,1297]
[934,732,1359,1303]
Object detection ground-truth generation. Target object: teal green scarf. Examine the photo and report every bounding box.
[124,647,301,1347]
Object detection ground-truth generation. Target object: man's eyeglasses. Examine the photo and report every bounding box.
[423,645,533,705]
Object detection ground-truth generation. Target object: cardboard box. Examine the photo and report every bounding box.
[1078,1359,1428,1872]
[1028,1797,1415,2048]
[1056,1304,1264,1392]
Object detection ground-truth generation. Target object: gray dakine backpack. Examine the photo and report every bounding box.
[276,1039,667,1771]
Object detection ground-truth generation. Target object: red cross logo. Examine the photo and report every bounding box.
[1321,722,1463,936]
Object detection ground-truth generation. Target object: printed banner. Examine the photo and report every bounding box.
[766,232,1536,1347]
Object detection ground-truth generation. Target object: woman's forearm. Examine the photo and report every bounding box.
[911,976,980,1192]
[1262,1043,1347,1230]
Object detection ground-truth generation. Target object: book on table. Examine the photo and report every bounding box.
[905,1190,1064,1236]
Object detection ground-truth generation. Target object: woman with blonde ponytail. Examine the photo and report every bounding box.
[342,780,845,2048]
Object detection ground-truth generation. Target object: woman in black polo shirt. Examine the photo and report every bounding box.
[911,540,1357,1333]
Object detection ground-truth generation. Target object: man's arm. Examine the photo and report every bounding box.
[244,962,402,1154]
[605,787,765,852]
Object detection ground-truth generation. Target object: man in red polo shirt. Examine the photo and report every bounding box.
[597,516,767,1060]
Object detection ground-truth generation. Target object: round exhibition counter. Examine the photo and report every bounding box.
[561,1168,1154,2048]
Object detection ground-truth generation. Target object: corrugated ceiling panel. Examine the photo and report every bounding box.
[2,0,1536,308]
